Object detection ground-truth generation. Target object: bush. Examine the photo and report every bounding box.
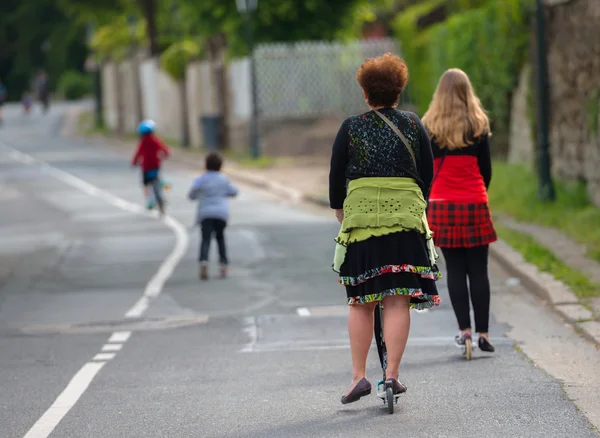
[160,40,203,81]
[394,0,533,131]
[57,70,92,100]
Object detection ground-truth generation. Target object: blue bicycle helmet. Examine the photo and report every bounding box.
[138,119,156,135]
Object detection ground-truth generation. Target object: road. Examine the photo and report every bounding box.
[0,103,598,438]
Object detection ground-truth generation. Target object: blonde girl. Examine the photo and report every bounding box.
[422,68,497,355]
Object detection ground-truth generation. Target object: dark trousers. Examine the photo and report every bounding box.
[199,218,228,265]
[441,245,490,333]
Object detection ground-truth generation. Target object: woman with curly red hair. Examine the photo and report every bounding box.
[423,68,497,356]
[329,53,441,405]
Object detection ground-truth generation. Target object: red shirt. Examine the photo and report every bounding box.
[428,136,491,204]
[131,134,171,171]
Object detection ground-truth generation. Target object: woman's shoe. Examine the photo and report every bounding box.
[386,378,407,395]
[340,378,371,405]
[478,336,495,353]
[219,264,228,279]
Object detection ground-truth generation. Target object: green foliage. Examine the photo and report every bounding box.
[497,225,600,299]
[488,161,600,264]
[57,70,92,100]
[0,0,89,99]
[393,0,534,130]
[180,0,388,57]
[89,15,146,61]
[160,40,203,80]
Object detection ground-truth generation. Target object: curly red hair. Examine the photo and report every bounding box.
[356,52,409,108]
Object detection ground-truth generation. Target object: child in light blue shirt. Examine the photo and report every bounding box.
[188,152,238,280]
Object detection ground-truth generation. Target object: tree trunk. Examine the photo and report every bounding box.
[114,62,124,135]
[179,79,190,147]
[207,33,230,150]
[139,0,159,56]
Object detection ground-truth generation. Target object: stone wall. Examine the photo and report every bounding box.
[508,64,535,168]
[544,0,600,205]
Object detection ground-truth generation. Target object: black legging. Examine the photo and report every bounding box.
[441,245,490,333]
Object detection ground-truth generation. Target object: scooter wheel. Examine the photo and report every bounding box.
[386,387,394,414]
[465,337,473,361]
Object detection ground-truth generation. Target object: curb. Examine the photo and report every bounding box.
[490,240,600,347]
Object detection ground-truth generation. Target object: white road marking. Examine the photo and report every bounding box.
[240,316,259,353]
[125,214,189,318]
[102,344,123,352]
[296,307,311,317]
[0,142,189,438]
[22,362,105,438]
[93,353,117,361]
[108,331,132,343]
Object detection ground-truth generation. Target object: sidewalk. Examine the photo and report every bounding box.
[68,107,600,347]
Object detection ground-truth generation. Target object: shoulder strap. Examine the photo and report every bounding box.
[431,148,449,188]
[374,110,417,167]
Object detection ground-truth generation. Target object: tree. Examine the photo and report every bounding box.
[0,0,89,100]
[160,39,203,147]
[179,0,389,57]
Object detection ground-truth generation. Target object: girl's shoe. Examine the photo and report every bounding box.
[454,332,472,348]
[219,264,228,279]
[478,336,495,353]
[146,200,156,210]
[199,264,208,281]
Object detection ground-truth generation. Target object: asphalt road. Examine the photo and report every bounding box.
[0,103,597,438]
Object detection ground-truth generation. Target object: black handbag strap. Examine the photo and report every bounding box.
[374,110,417,167]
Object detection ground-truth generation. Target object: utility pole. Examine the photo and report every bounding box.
[237,0,260,159]
[534,0,556,201]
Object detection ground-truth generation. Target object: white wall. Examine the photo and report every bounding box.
[228,57,251,120]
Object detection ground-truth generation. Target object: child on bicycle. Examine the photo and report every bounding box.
[131,120,171,210]
[188,152,238,280]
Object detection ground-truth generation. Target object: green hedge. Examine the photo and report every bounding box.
[57,70,93,100]
[394,0,533,130]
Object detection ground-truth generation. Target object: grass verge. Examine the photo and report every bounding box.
[496,225,600,299]
[489,161,600,263]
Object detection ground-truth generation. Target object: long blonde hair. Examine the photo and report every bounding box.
[422,68,491,150]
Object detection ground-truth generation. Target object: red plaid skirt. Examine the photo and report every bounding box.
[427,201,497,248]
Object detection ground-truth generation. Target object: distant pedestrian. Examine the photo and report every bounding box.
[188,152,238,280]
[0,77,7,125]
[423,68,498,354]
[329,53,441,405]
[22,92,33,114]
[131,119,171,213]
[36,71,50,113]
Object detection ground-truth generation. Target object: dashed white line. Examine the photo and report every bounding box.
[93,353,117,361]
[108,331,132,343]
[1,142,189,438]
[22,362,105,438]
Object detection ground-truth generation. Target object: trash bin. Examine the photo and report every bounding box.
[201,116,222,151]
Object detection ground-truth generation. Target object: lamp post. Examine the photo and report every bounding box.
[86,23,103,128]
[534,0,556,201]
[236,0,260,159]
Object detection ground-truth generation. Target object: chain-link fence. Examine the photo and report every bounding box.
[255,38,412,119]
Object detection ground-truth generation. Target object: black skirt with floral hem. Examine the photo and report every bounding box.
[340,231,441,310]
